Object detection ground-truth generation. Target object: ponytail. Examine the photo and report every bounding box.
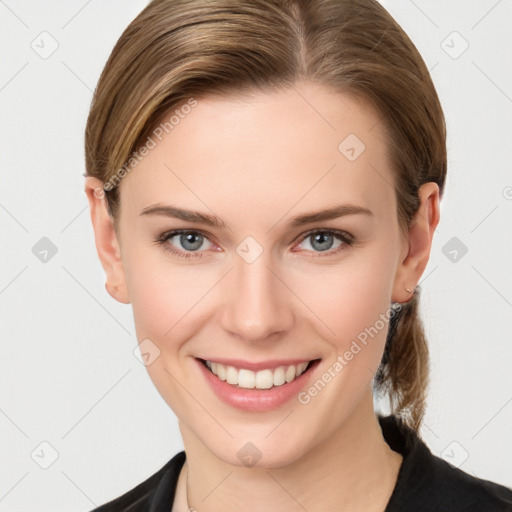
[375,286,429,432]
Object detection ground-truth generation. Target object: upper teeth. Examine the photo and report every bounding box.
[206,360,310,389]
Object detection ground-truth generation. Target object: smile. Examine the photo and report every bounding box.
[200,358,320,390]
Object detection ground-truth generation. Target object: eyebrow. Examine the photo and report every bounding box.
[139,203,373,228]
[139,205,227,228]
[290,203,373,226]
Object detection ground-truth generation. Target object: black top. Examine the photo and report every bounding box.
[90,414,512,511]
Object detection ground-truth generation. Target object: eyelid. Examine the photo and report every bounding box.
[292,227,354,244]
[157,228,212,241]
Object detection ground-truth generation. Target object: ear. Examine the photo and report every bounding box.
[84,176,130,304]
[391,182,441,304]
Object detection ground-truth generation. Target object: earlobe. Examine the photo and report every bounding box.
[391,182,441,304]
[84,176,131,304]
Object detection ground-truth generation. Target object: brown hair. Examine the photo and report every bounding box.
[85,0,446,433]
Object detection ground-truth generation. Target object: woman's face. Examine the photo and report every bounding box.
[93,81,435,468]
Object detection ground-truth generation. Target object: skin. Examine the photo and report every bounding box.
[85,81,440,512]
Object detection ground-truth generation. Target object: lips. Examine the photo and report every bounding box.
[195,357,322,412]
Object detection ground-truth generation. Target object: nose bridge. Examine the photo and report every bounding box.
[221,243,292,342]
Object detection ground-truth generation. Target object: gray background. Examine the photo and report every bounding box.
[1,1,511,510]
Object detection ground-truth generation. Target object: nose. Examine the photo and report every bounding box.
[220,251,295,344]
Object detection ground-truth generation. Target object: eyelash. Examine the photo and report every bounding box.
[153,228,354,259]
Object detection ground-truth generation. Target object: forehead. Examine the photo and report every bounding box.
[119,82,396,225]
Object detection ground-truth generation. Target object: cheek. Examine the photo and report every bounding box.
[124,244,218,344]
[124,250,215,411]
[293,240,397,341]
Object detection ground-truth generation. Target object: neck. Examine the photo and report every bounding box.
[174,389,403,512]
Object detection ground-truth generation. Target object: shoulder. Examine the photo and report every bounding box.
[88,450,186,512]
[379,415,512,512]
[414,451,512,511]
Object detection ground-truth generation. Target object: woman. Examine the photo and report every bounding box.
[83,0,512,510]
